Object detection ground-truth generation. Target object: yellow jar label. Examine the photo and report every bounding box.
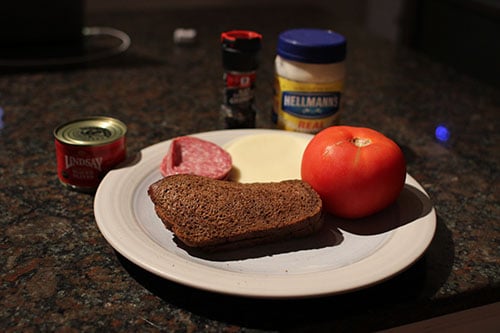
[272,75,344,133]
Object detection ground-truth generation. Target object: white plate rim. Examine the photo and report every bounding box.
[94,129,437,299]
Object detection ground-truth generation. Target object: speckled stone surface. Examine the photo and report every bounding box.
[0,5,498,332]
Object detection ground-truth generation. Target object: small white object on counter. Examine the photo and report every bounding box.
[173,28,197,44]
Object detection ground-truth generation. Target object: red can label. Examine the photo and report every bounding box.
[55,138,126,190]
[54,117,127,192]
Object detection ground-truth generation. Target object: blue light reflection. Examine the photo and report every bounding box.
[435,125,450,143]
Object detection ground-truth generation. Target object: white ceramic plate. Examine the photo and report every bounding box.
[94,129,436,298]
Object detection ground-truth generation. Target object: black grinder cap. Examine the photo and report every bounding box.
[221,30,262,71]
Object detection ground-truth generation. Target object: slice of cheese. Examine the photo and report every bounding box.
[224,132,311,183]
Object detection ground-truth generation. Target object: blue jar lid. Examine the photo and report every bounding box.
[277,28,346,64]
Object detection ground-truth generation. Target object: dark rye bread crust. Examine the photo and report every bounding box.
[148,174,323,251]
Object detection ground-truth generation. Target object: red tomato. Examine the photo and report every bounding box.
[301,126,406,219]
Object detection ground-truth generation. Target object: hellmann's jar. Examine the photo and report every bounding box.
[272,28,347,133]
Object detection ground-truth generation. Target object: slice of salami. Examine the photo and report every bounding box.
[160,136,232,179]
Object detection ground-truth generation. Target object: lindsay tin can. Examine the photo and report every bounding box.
[54,116,127,192]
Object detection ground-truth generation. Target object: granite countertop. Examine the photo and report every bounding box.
[1,4,498,332]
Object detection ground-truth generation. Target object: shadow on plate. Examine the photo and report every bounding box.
[178,221,344,261]
[114,151,143,170]
[330,183,434,235]
[180,183,433,261]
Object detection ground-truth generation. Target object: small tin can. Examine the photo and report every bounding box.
[54,116,127,192]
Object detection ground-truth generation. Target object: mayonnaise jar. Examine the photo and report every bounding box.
[272,28,347,133]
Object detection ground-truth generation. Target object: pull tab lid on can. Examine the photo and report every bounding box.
[54,116,127,146]
[277,28,346,64]
[221,30,262,71]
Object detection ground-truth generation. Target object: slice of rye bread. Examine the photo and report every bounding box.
[148,174,323,251]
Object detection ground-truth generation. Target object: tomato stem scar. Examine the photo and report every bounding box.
[351,137,371,147]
